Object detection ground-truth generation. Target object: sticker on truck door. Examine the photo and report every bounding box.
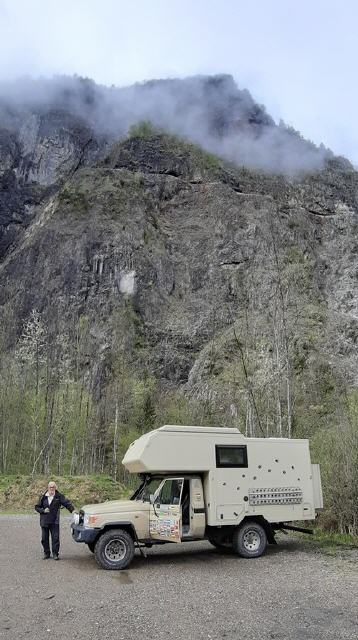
[149,478,183,543]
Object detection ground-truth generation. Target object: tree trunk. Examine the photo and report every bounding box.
[112,398,119,481]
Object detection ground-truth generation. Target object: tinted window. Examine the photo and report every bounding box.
[137,478,163,502]
[158,478,184,505]
[216,445,248,468]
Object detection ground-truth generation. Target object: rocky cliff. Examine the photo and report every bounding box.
[0,76,357,530]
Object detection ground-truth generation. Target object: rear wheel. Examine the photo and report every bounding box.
[233,522,267,558]
[94,529,135,570]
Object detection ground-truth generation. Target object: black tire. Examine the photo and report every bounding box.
[208,538,233,551]
[87,542,95,553]
[233,522,267,558]
[94,529,135,570]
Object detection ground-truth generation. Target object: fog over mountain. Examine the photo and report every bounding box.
[0,74,336,175]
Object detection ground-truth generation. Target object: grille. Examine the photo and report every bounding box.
[249,487,303,506]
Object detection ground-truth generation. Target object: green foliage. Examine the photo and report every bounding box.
[307,528,358,548]
[58,184,89,214]
[0,306,159,481]
[160,133,221,171]
[0,474,129,510]
[310,395,358,535]
[127,121,221,172]
[128,121,159,138]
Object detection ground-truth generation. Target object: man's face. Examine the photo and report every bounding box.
[48,483,56,495]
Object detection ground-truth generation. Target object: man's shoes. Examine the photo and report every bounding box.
[53,554,59,560]
[43,554,51,560]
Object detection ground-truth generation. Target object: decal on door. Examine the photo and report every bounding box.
[150,505,181,542]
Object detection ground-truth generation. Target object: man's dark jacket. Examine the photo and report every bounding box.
[35,490,74,526]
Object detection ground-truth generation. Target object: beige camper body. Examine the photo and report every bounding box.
[71,425,323,570]
[123,425,322,526]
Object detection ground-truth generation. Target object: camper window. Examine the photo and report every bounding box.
[216,445,248,468]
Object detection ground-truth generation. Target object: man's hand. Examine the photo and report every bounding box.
[44,508,50,513]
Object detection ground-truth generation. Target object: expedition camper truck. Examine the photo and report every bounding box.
[71,425,323,570]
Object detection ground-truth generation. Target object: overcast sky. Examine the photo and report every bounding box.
[0,0,357,165]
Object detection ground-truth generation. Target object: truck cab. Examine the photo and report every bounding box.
[71,474,206,569]
[71,425,323,570]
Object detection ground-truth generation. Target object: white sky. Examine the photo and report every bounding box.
[0,0,357,165]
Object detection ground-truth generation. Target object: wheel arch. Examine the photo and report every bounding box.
[101,521,136,538]
[93,521,137,544]
[241,515,276,544]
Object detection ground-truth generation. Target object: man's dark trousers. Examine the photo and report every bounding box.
[41,523,60,556]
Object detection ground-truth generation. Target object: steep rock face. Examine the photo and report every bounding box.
[0,108,104,257]
[0,75,358,439]
[16,110,96,186]
[1,130,357,390]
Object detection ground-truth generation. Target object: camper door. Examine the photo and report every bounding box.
[149,477,184,543]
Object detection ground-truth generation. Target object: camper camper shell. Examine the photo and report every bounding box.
[71,425,323,570]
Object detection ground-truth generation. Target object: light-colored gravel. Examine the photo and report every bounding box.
[0,515,357,640]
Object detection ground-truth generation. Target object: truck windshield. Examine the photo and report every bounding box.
[135,477,162,502]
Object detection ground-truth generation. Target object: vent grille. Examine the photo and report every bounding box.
[249,487,303,506]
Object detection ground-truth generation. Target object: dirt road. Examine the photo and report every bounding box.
[0,515,357,640]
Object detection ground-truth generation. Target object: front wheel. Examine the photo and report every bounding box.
[233,522,267,559]
[94,529,135,570]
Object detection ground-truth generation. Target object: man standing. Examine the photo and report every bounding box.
[35,481,76,560]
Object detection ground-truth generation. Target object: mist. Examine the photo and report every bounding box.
[0,74,333,175]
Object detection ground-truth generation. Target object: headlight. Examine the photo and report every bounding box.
[83,514,99,527]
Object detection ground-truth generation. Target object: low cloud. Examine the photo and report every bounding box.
[0,74,332,175]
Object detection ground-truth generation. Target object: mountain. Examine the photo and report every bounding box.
[0,75,357,533]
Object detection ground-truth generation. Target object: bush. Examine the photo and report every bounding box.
[311,402,358,535]
[128,121,159,138]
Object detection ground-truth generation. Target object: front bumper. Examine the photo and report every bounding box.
[71,523,99,544]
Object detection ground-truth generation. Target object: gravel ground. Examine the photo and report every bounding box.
[0,515,357,640]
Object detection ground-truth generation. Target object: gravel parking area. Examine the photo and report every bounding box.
[0,515,357,640]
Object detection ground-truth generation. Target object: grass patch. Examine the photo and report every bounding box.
[0,508,34,515]
[128,121,158,138]
[58,185,89,215]
[127,120,222,172]
[309,528,358,547]
[295,528,358,556]
[0,474,131,512]
[0,475,17,492]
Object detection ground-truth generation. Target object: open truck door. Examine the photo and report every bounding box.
[149,477,184,543]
